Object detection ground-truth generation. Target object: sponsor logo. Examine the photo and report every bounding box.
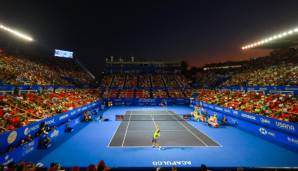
[22,141,35,156]
[259,128,267,135]
[259,127,275,137]
[233,111,238,115]
[241,113,256,120]
[3,155,14,165]
[71,111,76,115]
[7,131,17,144]
[223,109,231,113]
[152,161,191,166]
[260,118,271,124]
[50,130,59,138]
[230,118,237,124]
[275,122,295,132]
[45,119,55,125]
[22,146,34,156]
[138,99,155,103]
[24,125,40,135]
[215,107,223,111]
[59,114,69,121]
[24,128,29,135]
[285,87,298,91]
[287,137,298,145]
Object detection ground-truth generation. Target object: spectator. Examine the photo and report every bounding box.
[97,160,110,171]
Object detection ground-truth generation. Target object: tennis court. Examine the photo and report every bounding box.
[109,110,220,147]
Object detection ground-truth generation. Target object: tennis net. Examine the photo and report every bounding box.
[116,114,192,121]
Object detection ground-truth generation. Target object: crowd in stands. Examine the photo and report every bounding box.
[0,160,111,171]
[151,75,165,87]
[0,55,94,86]
[125,75,137,88]
[119,90,134,98]
[0,89,100,133]
[1,161,218,171]
[0,161,224,171]
[168,90,185,98]
[176,75,191,88]
[135,90,151,98]
[152,90,168,98]
[111,74,125,88]
[101,75,113,88]
[222,63,298,86]
[195,48,298,87]
[197,89,298,123]
[101,74,191,98]
[138,75,151,88]
[103,89,119,98]
[163,75,179,87]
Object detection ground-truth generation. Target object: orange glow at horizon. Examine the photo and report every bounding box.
[187,49,272,67]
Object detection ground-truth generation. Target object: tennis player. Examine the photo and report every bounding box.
[152,126,161,149]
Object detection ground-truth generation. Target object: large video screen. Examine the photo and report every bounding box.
[54,49,73,58]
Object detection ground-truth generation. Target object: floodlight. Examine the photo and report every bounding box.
[242,26,298,50]
[0,24,33,42]
[282,32,287,36]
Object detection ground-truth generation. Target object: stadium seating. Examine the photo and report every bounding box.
[222,63,298,86]
[196,89,298,123]
[100,73,191,98]
[0,89,99,133]
[0,54,94,86]
[125,74,138,88]
[192,48,297,87]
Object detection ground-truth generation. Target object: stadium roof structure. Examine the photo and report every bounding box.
[241,27,298,50]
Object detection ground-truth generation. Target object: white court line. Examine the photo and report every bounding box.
[124,114,176,116]
[167,111,208,146]
[167,111,222,147]
[107,121,122,147]
[109,145,221,148]
[126,129,187,132]
[187,121,223,147]
[166,111,223,147]
[151,114,158,129]
[121,111,132,147]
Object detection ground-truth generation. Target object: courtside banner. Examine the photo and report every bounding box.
[202,108,298,152]
[1,85,78,92]
[0,138,39,165]
[0,116,83,165]
[0,101,101,154]
[196,101,298,136]
[0,85,14,92]
[106,98,190,106]
[219,86,298,95]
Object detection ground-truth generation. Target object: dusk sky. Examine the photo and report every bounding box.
[1,0,298,73]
